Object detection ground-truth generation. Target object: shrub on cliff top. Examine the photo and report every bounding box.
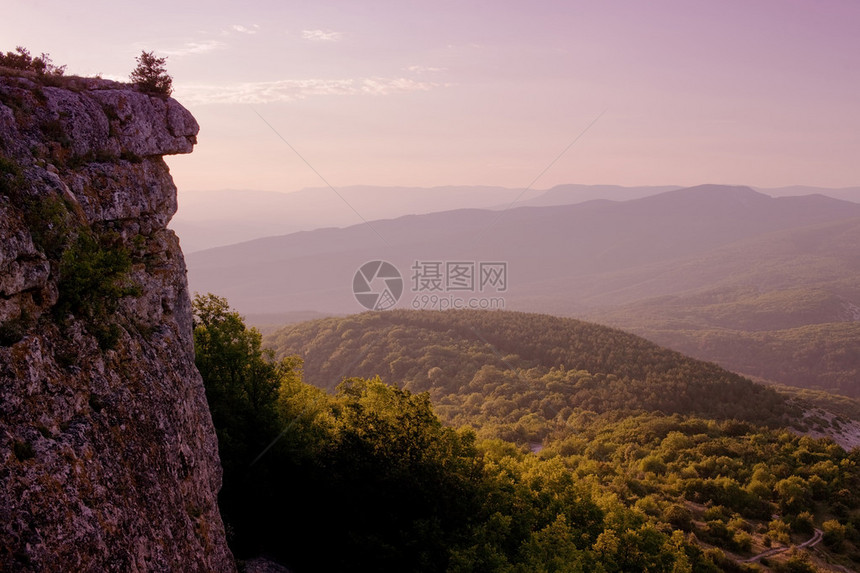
[129,51,172,96]
[0,46,65,76]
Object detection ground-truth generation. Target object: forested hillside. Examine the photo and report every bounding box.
[267,310,794,427]
[195,305,860,571]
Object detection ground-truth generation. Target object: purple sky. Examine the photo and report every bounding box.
[4,0,859,192]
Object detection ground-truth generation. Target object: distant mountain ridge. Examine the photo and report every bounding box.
[757,185,860,203]
[172,183,859,252]
[172,184,540,252]
[187,184,860,313]
[187,184,860,396]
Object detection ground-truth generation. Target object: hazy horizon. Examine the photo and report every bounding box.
[4,0,859,196]
[179,182,860,196]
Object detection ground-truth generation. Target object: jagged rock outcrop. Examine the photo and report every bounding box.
[0,73,235,571]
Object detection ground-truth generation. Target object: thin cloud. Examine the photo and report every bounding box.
[176,77,440,105]
[360,77,433,95]
[162,40,226,57]
[232,24,259,35]
[406,65,447,73]
[302,29,342,42]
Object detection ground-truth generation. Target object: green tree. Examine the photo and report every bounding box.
[193,293,282,435]
[322,376,485,571]
[775,476,812,515]
[663,504,694,532]
[129,50,172,95]
[192,293,295,556]
[519,514,591,572]
[778,549,816,573]
[822,519,847,551]
[0,46,65,75]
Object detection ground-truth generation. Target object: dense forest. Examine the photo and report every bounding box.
[197,301,860,572]
[610,321,860,399]
[266,310,795,427]
[592,284,860,398]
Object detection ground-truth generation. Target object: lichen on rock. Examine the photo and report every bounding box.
[0,74,235,571]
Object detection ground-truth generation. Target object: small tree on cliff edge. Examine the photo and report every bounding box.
[130,50,172,96]
[0,46,65,76]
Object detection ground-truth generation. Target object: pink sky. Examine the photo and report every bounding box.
[3,0,859,192]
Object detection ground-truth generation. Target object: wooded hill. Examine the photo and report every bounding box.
[267,310,795,430]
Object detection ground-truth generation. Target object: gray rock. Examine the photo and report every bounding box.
[0,74,234,571]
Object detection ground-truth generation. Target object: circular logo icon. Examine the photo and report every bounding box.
[353,260,403,310]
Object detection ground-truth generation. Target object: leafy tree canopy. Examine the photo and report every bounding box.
[0,46,65,76]
[129,50,172,96]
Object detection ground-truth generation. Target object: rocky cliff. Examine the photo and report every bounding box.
[0,73,235,571]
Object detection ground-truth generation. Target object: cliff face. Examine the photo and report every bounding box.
[0,74,234,571]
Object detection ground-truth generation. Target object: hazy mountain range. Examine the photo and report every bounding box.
[186,184,860,314]
[172,185,539,253]
[173,183,859,253]
[185,184,860,395]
